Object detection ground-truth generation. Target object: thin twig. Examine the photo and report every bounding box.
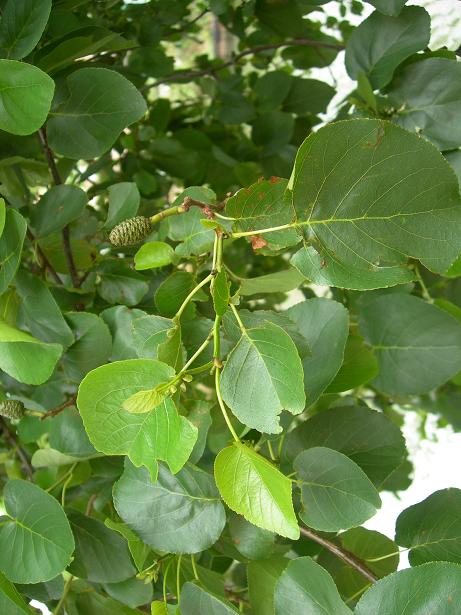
[40,395,77,421]
[145,38,344,90]
[299,525,378,584]
[165,8,209,36]
[0,418,34,480]
[37,127,80,287]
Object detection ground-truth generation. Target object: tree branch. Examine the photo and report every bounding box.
[37,128,80,288]
[26,228,63,285]
[0,418,34,480]
[145,38,344,90]
[299,525,378,584]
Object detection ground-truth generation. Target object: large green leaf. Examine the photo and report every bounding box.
[355,562,461,614]
[286,298,349,406]
[47,68,147,159]
[131,314,175,359]
[0,60,54,134]
[345,7,430,88]
[62,312,112,380]
[366,0,407,15]
[101,306,146,361]
[359,293,461,395]
[283,405,406,487]
[30,185,87,237]
[326,335,379,393]
[0,209,26,295]
[97,261,149,307]
[105,182,140,229]
[295,447,381,532]
[49,407,97,459]
[388,58,461,151]
[220,320,305,434]
[0,319,62,385]
[181,583,238,614]
[274,557,352,615]
[395,488,461,565]
[0,571,33,614]
[14,270,74,347]
[228,514,275,560]
[0,0,51,59]
[68,511,136,583]
[248,557,289,615]
[289,119,461,278]
[77,359,197,479]
[283,78,335,115]
[0,480,74,583]
[214,443,299,539]
[113,460,226,553]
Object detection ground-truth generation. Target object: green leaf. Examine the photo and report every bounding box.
[214,442,299,539]
[211,270,230,316]
[0,480,74,583]
[359,293,461,395]
[283,78,335,115]
[98,261,149,307]
[248,557,289,615]
[0,571,33,614]
[103,576,153,609]
[0,199,5,237]
[286,298,349,406]
[122,385,168,415]
[289,119,461,277]
[395,488,461,565]
[30,185,87,237]
[238,268,304,296]
[366,0,407,15]
[388,57,461,150]
[254,70,292,111]
[62,312,112,380]
[220,320,305,433]
[295,447,381,532]
[355,562,461,614]
[113,460,226,553]
[131,314,175,359]
[326,334,379,393]
[0,60,54,134]
[14,270,74,347]
[134,242,174,270]
[167,186,216,256]
[47,68,147,159]
[77,359,197,478]
[181,583,239,614]
[68,510,136,583]
[155,271,196,318]
[49,407,97,459]
[104,519,150,574]
[291,243,415,290]
[0,319,62,385]
[252,111,294,148]
[0,209,27,295]
[345,7,430,88]
[101,306,147,361]
[283,405,406,487]
[274,557,352,615]
[225,178,300,252]
[229,514,275,560]
[0,0,51,59]
[105,182,140,229]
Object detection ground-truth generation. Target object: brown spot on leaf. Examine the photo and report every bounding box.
[269,176,280,184]
[250,235,268,250]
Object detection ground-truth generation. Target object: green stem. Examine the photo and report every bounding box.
[61,468,75,507]
[163,559,173,603]
[46,463,77,493]
[267,440,276,461]
[53,575,74,615]
[230,303,246,334]
[174,273,213,322]
[413,265,433,303]
[365,548,406,563]
[149,204,188,225]
[231,222,294,238]
[178,331,213,374]
[191,555,200,581]
[176,555,183,605]
[215,368,240,443]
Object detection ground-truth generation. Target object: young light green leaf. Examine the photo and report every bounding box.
[221,320,305,434]
[0,60,54,134]
[134,241,174,270]
[345,7,430,88]
[113,460,226,553]
[238,268,304,296]
[77,359,197,478]
[287,298,349,406]
[283,405,406,487]
[214,443,299,539]
[30,185,87,237]
[122,385,168,414]
[0,209,27,296]
[295,447,381,532]
[0,320,62,385]
[274,557,352,615]
[181,583,239,614]
[0,480,74,583]
[395,488,461,565]
[0,0,52,59]
[355,562,461,615]
[359,293,461,395]
[289,119,461,276]
[388,57,461,150]
[47,68,147,159]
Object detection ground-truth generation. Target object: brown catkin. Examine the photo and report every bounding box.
[0,399,25,420]
[109,216,152,247]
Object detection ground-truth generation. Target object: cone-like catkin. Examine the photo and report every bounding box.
[109,216,152,247]
[0,399,25,420]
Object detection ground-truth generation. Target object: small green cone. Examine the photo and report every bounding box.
[109,216,152,247]
[0,399,25,420]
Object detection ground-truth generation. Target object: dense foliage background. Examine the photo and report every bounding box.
[1,0,461,613]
